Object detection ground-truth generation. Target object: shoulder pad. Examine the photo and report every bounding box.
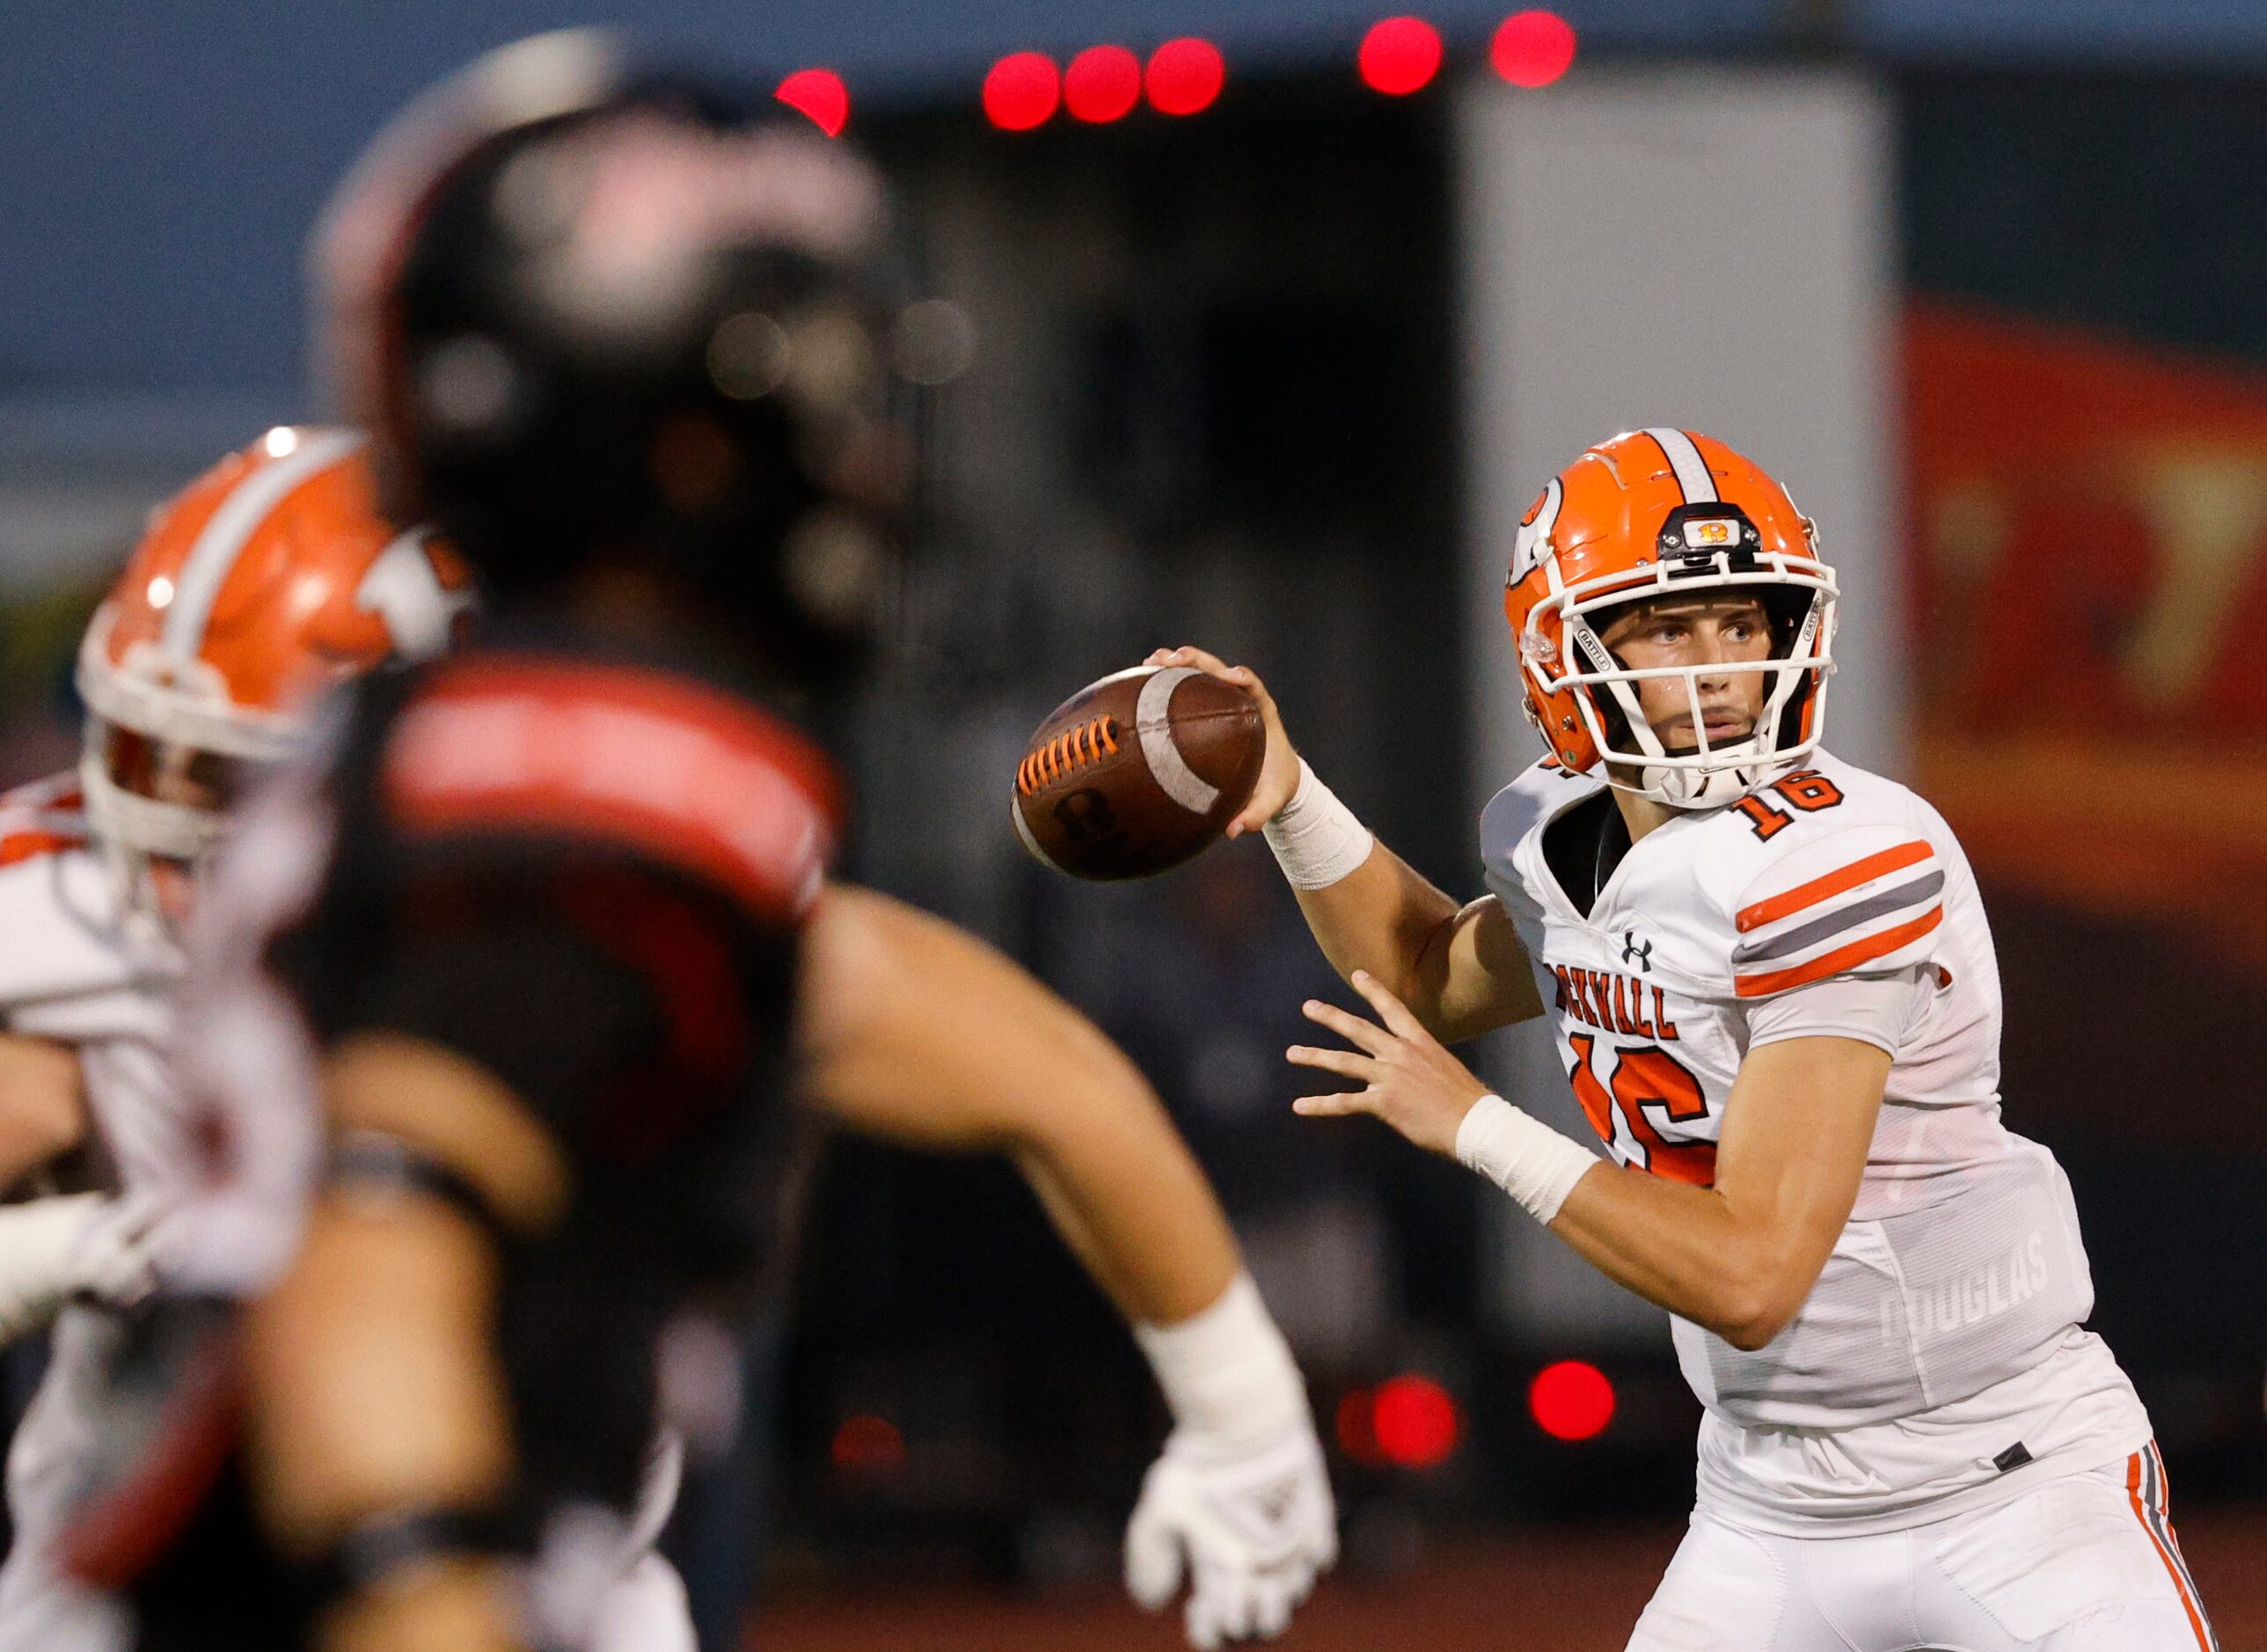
[1726,810,1946,999]
[381,657,843,924]
[0,840,145,1019]
[1480,757,1600,889]
[0,772,88,868]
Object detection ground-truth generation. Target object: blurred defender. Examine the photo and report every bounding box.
[1158,428,2216,1650]
[0,432,469,1652]
[100,33,1330,1652]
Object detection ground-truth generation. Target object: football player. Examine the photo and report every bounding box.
[102,33,1332,1652]
[0,429,472,1652]
[1154,428,2217,1650]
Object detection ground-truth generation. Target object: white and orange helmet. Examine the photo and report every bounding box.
[76,426,472,870]
[1503,428,1838,809]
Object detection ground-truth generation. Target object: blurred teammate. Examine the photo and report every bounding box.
[93,33,1331,1652]
[0,430,470,1651]
[1158,428,2216,1650]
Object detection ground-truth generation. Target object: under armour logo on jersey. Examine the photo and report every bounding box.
[1621,932,1654,972]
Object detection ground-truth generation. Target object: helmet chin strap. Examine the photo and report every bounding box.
[1612,684,1763,808]
[1644,753,1762,809]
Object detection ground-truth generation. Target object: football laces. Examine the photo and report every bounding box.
[1016,715,1121,796]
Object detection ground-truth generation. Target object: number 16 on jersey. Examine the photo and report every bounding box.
[1567,1032,1717,1186]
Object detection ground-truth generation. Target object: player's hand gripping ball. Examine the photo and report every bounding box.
[1013,665,1264,880]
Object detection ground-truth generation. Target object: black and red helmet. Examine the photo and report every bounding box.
[311,30,911,680]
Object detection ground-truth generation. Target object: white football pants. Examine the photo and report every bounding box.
[0,1308,134,1652]
[1631,1448,2217,1652]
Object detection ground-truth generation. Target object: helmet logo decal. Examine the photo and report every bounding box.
[1657,501,1766,567]
[1510,477,1562,588]
[523,118,889,340]
[357,530,477,663]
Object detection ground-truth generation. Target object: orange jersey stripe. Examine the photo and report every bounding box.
[0,824,84,867]
[1735,839,1934,934]
[1733,906,1943,998]
[2127,1451,2215,1650]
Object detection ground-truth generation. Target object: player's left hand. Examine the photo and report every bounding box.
[67,1193,172,1310]
[1288,970,1492,1158]
[0,1194,166,1347]
[1124,1413,1336,1648]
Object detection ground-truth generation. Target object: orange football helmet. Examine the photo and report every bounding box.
[76,427,472,881]
[1503,428,1837,808]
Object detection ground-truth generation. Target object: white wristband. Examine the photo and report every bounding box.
[1132,1271,1307,1446]
[1454,1096,1598,1225]
[1261,759,1375,890]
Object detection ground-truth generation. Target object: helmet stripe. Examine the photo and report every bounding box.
[163,429,366,660]
[1643,428,1717,504]
[1136,668,1223,815]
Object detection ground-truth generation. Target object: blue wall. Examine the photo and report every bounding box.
[3,0,2264,401]
[1861,0,2267,61]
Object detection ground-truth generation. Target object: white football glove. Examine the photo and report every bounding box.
[1125,1414,1336,1648]
[1125,1273,1338,1648]
[0,1193,165,1345]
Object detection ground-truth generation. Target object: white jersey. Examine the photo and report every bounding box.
[0,776,179,1651]
[1481,749,2150,1531]
[0,774,182,1226]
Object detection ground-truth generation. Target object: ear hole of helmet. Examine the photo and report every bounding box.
[1759,585,1813,657]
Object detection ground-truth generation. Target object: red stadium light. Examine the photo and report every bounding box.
[1357,18,1444,96]
[1064,45,1144,123]
[1371,1374,1461,1469]
[830,1413,907,1473]
[1529,1360,1615,1441]
[984,51,1062,131]
[1491,10,1578,88]
[775,69,850,137]
[1144,38,1225,117]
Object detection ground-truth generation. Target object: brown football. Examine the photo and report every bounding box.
[1012,666,1265,881]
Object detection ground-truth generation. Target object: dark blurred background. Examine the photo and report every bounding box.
[4,2,2266,1645]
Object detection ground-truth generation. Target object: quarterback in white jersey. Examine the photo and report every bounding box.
[1152,427,2217,1650]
